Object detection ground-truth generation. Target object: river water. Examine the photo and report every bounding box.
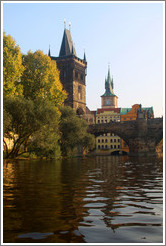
[3,156,163,244]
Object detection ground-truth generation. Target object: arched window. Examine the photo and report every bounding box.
[75,71,78,79]
[76,107,84,116]
[78,85,82,100]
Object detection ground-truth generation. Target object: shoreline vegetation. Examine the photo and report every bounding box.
[3,32,95,160]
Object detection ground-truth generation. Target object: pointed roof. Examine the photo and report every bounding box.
[48,45,51,57]
[83,51,86,62]
[101,66,115,97]
[59,28,76,57]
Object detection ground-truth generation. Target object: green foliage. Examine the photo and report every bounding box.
[21,50,66,108]
[3,33,94,160]
[59,106,95,157]
[3,32,24,97]
[28,100,61,158]
[3,96,60,159]
[29,126,61,159]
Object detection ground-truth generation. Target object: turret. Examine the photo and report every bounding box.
[101,65,118,108]
[48,45,51,57]
[83,51,86,62]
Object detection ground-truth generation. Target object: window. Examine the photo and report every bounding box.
[98,145,100,149]
[102,139,104,143]
[110,139,113,143]
[78,85,82,100]
[111,145,113,149]
[114,139,116,142]
[105,139,107,143]
[98,120,100,123]
[118,145,120,148]
[114,145,116,149]
[102,145,104,149]
[118,139,120,142]
[105,145,108,149]
[98,139,100,143]
[81,73,83,81]
[75,71,78,79]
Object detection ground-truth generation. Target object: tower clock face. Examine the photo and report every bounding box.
[106,99,111,105]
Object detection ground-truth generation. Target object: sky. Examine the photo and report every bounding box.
[2,1,164,117]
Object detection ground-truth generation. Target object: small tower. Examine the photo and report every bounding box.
[48,45,51,57]
[101,66,118,108]
[50,24,87,115]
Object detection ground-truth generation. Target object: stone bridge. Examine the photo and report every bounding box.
[88,117,163,156]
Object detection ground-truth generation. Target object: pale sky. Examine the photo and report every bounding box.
[2,1,164,117]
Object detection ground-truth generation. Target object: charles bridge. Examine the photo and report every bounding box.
[87,114,163,156]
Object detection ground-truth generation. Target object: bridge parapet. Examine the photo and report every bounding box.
[88,117,163,156]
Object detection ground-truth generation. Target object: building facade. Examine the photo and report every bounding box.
[49,27,87,115]
[120,104,154,152]
[95,67,122,155]
[101,67,118,108]
[95,108,121,153]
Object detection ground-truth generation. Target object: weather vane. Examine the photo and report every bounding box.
[69,21,71,31]
[64,18,66,28]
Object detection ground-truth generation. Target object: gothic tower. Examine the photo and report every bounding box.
[49,26,87,115]
[101,66,118,108]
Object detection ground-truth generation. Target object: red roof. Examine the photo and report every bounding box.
[97,108,121,114]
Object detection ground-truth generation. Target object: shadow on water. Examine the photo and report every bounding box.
[3,155,163,243]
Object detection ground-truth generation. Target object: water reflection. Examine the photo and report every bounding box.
[3,156,163,243]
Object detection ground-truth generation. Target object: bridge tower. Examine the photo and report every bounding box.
[49,24,87,115]
[95,66,121,154]
[101,66,118,108]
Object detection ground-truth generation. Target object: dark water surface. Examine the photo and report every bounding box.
[3,156,163,243]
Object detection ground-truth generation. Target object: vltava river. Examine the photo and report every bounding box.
[3,156,163,243]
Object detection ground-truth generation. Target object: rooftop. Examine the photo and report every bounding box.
[97,108,121,114]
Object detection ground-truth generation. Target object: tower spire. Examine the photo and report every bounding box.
[108,63,111,80]
[48,45,51,57]
[102,65,115,96]
[59,26,76,57]
[111,76,114,89]
[83,49,86,62]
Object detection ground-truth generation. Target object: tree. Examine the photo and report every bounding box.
[59,106,95,157]
[3,32,24,97]
[21,50,66,109]
[3,97,60,159]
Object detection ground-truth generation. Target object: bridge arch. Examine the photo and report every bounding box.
[89,123,130,146]
[111,150,128,156]
[88,118,163,156]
